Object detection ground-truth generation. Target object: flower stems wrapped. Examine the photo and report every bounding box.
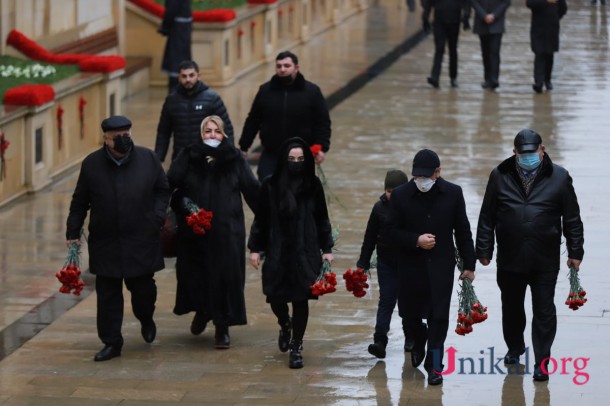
[183,197,213,235]
[454,251,487,335]
[310,260,337,296]
[343,267,370,298]
[565,266,587,310]
[56,242,85,295]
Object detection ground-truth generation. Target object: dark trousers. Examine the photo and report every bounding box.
[96,274,157,347]
[270,300,309,341]
[404,317,448,371]
[478,33,503,85]
[257,150,278,182]
[534,52,554,85]
[497,270,558,368]
[374,260,406,343]
[430,22,460,81]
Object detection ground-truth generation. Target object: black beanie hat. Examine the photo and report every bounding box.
[384,169,409,190]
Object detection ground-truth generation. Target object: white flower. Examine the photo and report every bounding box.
[0,63,57,79]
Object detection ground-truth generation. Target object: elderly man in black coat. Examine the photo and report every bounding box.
[476,129,584,381]
[527,0,567,93]
[469,0,511,89]
[386,149,476,385]
[66,116,171,361]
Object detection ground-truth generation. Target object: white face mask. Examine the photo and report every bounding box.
[203,138,221,148]
[414,177,436,193]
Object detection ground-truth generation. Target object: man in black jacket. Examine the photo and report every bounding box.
[66,115,170,361]
[239,51,331,180]
[476,129,584,381]
[155,60,234,162]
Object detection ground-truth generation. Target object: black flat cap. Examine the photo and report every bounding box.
[101,115,132,132]
[412,149,440,177]
[514,129,542,153]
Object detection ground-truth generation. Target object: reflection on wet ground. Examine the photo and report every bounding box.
[1,1,609,404]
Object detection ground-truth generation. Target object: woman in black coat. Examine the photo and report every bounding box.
[248,137,334,369]
[167,115,259,349]
[527,0,567,93]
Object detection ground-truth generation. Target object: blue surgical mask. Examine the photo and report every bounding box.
[517,152,541,171]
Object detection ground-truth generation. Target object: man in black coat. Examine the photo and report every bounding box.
[158,0,192,92]
[527,0,567,93]
[423,0,471,88]
[386,149,476,386]
[476,129,584,381]
[239,51,331,181]
[155,60,234,162]
[66,115,171,361]
[469,0,511,89]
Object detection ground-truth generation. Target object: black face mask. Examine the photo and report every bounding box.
[113,136,133,154]
[287,161,305,174]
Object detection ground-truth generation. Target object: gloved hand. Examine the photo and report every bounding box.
[423,18,431,34]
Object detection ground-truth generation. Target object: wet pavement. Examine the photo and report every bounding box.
[0,1,609,404]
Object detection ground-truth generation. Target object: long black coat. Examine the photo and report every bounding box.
[160,0,192,76]
[248,138,334,302]
[155,80,234,162]
[239,73,331,154]
[527,0,567,54]
[66,146,170,278]
[476,153,584,273]
[167,141,259,326]
[385,178,476,321]
[470,0,511,34]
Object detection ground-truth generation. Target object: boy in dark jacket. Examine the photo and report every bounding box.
[357,170,411,358]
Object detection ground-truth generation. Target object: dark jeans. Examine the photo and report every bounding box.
[430,21,460,81]
[497,269,558,367]
[478,33,503,85]
[96,274,157,347]
[534,52,554,85]
[374,260,405,342]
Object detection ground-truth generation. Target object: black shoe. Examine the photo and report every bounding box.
[503,351,521,365]
[278,319,292,353]
[190,312,208,335]
[450,79,459,88]
[427,77,439,89]
[289,340,304,369]
[404,338,414,352]
[489,81,499,90]
[533,367,549,381]
[368,342,387,359]
[481,81,490,89]
[94,345,121,362]
[141,320,156,343]
[427,369,444,385]
[410,323,428,367]
[214,326,230,349]
[533,83,543,94]
[545,80,553,90]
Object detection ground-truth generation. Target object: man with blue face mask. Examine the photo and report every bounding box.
[476,129,584,382]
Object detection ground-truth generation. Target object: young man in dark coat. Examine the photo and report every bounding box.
[66,115,170,362]
[527,0,567,93]
[385,149,476,386]
[476,129,584,382]
[158,0,192,92]
[239,51,332,181]
[469,0,511,89]
[155,60,234,162]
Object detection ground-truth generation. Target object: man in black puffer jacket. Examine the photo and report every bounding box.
[476,129,584,382]
[155,60,234,162]
[239,51,331,180]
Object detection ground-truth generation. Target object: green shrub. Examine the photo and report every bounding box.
[152,0,247,12]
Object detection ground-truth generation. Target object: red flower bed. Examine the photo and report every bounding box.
[128,0,237,22]
[248,0,278,3]
[79,55,126,73]
[3,84,55,106]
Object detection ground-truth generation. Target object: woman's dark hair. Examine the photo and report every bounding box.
[271,137,316,217]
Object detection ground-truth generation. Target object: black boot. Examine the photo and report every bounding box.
[368,333,388,358]
[289,339,304,369]
[214,325,230,349]
[278,318,292,353]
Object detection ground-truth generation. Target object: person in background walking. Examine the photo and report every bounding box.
[158,0,192,93]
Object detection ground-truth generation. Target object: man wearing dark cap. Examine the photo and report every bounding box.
[386,149,476,385]
[476,129,584,381]
[66,115,170,361]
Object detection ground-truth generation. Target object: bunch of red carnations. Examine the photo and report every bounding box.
[343,267,370,298]
[454,252,487,335]
[56,242,85,296]
[309,260,337,296]
[184,197,213,235]
[565,266,587,310]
